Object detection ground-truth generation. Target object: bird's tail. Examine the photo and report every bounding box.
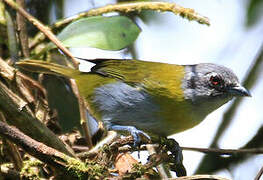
[16,60,80,78]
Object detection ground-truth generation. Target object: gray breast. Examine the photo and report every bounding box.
[92,82,163,134]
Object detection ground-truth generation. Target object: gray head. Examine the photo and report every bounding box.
[182,63,250,114]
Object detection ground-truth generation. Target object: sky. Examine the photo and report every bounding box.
[61,0,263,179]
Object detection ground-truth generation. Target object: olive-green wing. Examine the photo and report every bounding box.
[90,59,186,100]
[91,59,162,84]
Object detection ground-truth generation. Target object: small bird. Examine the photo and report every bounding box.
[17,59,250,176]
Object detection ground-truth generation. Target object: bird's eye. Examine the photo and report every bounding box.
[210,75,222,86]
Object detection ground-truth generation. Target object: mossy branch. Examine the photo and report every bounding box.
[0,57,75,157]
[56,1,210,27]
[0,120,106,179]
[30,1,210,49]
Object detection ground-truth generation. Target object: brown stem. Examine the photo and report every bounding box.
[70,79,93,148]
[0,112,23,170]
[16,0,29,58]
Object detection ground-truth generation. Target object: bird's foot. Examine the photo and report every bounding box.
[110,125,151,147]
[159,137,187,177]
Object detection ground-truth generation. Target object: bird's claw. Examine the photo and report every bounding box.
[160,137,187,177]
[128,126,151,147]
[109,125,151,147]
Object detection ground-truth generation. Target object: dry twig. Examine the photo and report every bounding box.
[70,79,93,149]
[16,0,29,58]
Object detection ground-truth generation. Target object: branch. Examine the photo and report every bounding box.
[0,57,75,157]
[16,0,29,58]
[146,144,170,178]
[182,146,263,155]
[70,79,93,149]
[55,2,210,27]
[30,1,210,49]
[3,0,94,156]
[0,112,23,170]
[175,175,229,180]
[0,120,104,179]
[196,125,263,174]
[3,0,79,68]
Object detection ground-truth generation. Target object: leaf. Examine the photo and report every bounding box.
[50,16,141,50]
[246,0,263,27]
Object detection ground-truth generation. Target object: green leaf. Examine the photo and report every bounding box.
[51,16,141,50]
[246,0,263,27]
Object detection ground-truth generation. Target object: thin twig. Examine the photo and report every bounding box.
[174,175,230,180]
[146,144,170,179]
[16,0,29,58]
[119,143,263,155]
[255,165,263,180]
[182,146,263,155]
[3,0,79,68]
[70,79,93,148]
[77,131,118,158]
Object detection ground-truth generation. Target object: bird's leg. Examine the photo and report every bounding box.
[109,125,151,147]
[159,137,187,177]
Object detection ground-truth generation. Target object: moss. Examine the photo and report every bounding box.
[20,159,43,179]
[65,156,108,179]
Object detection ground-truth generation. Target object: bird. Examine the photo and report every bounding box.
[17,59,250,176]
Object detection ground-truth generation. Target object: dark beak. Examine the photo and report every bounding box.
[228,85,251,97]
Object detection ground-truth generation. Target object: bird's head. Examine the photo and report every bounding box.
[182,63,250,114]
